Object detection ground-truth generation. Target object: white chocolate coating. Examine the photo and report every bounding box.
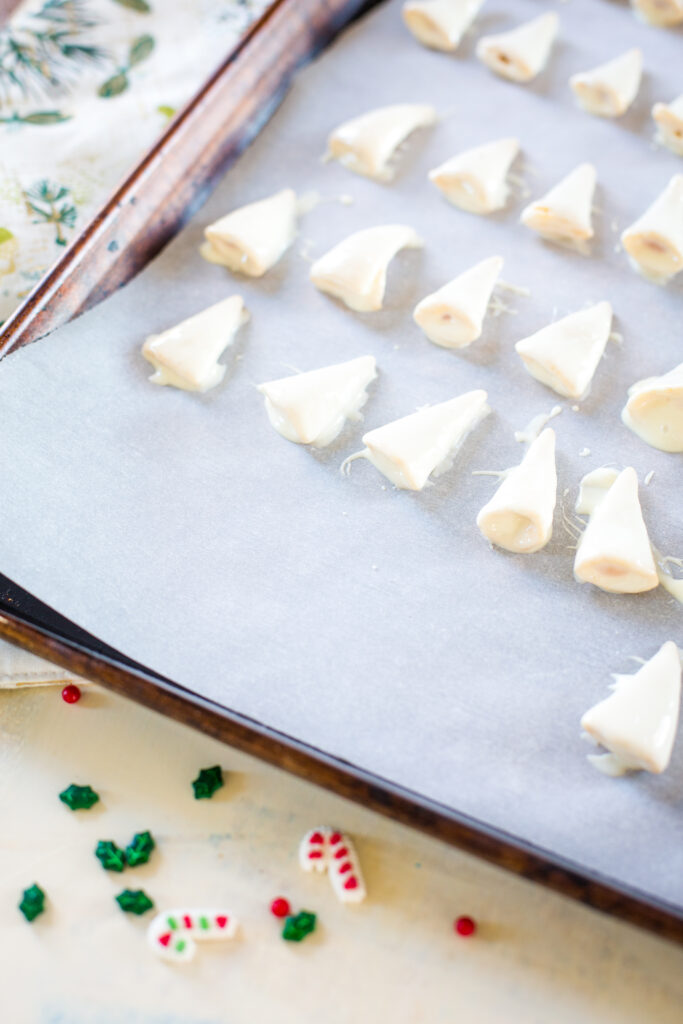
[201,189,297,277]
[581,642,681,776]
[147,909,238,963]
[345,389,489,491]
[653,95,683,156]
[575,466,619,517]
[574,467,658,594]
[621,175,683,283]
[476,12,558,83]
[515,301,612,400]
[631,0,683,26]
[309,225,423,312]
[622,362,683,453]
[570,48,642,118]
[402,0,484,51]
[142,295,249,392]
[258,355,377,448]
[476,428,557,554]
[413,255,503,348]
[326,104,436,182]
[520,163,596,245]
[428,138,520,214]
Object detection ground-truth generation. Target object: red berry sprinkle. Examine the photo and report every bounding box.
[270,897,291,919]
[61,684,81,704]
[454,916,477,937]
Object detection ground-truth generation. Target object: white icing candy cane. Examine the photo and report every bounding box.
[147,908,238,963]
[299,827,366,903]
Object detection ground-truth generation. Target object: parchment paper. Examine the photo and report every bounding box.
[1,0,682,906]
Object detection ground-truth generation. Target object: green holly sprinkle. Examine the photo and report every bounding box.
[157,104,175,120]
[95,840,127,872]
[115,889,154,915]
[19,884,46,922]
[59,783,100,811]
[282,910,316,942]
[125,830,155,867]
[192,765,224,800]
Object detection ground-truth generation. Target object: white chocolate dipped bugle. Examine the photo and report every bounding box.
[570,48,642,118]
[622,362,683,453]
[142,295,249,392]
[476,12,558,83]
[621,174,683,283]
[326,104,436,182]
[258,356,377,448]
[520,163,596,247]
[574,466,658,594]
[515,301,612,400]
[309,225,422,312]
[343,389,489,490]
[428,138,519,214]
[413,255,503,348]
[402,0,484,51]
[201,189,298,276]
[581,642,682,776]
[476,428,557,553]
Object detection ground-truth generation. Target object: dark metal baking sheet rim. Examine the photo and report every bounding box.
[1,0,682,946]
[0,592,681,945]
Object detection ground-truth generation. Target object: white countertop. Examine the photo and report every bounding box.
[2,684,683,1024]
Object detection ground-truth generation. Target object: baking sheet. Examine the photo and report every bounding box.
[1,0,682,906]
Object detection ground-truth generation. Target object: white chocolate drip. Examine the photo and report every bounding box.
[574,466,619,516]
[513,405,562,444]
[654,550,683,606]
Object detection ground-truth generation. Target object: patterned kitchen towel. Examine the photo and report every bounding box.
[0,0,271,326]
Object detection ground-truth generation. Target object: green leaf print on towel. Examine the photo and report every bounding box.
[110,0,152,12]
[98,34,155,98]
[0,1,107,103]
[0,228,18,276]
[23,180,77,247]
[0,110,71,126]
